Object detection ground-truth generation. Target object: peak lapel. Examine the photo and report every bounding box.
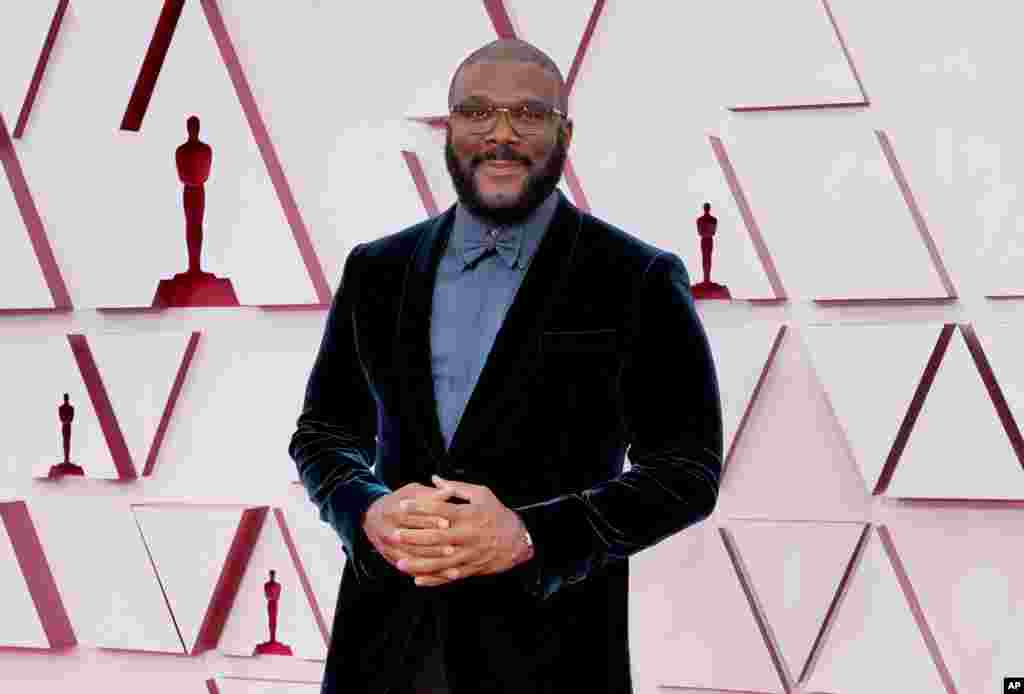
[393,205,455,468]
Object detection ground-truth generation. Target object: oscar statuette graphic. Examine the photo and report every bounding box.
[690,202,732,300]
[253,569,293,656]
[153,115,239,307]
[48,393,84,478]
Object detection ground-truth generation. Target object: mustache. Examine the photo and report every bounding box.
[472,144,530,167]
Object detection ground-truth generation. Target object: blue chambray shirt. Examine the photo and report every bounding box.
[430,190,560,451]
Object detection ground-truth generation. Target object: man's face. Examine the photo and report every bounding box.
[445,60,572,226]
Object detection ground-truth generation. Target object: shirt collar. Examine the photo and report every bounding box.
[452,189,560,270]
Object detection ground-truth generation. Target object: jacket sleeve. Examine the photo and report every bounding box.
[513,251,723,601]
[287,242,394,581]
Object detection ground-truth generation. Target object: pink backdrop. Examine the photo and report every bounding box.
[1,1,1022,692]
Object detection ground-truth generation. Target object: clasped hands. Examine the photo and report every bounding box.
[362,474,534,586]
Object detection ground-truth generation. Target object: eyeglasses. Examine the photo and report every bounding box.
[449,103,567,136]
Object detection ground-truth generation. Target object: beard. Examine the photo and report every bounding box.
[445,129,567,227]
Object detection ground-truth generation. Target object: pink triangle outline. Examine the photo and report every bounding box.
[708,135,787,300]
[117,0,330,308]
[131,503,269,655]
[718,525,796,691]
[0,111,72,312]
[728,0,870,112]
[872,525,959,693]
[0,500,77,649]
[272,508,330,646]
[883,324,1024,502]
[58,331,201,481]
[723,324,787,478]
[807,131,956,304]
[12,0,70,139]
[401,150,441,217]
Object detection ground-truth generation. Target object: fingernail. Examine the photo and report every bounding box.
[400,500,411,511]
[446,568,458,579]
[392,529,401,542]
[443,546,454,555]
[437,519,450,528]
[397,559,407,570]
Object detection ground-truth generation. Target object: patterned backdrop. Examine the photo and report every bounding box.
[1,1,1022,693]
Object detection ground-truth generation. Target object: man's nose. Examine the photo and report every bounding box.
[486,109,521,144]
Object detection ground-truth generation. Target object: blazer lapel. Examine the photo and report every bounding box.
[392,205,456,468]
[392,192,582,471]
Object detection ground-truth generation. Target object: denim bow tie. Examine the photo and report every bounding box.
[463,227,521,268]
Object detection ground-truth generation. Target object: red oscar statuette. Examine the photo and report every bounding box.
[153,115,239,307]
[253,569,293,656]
[49,393,84,478]
[690,202,732,300]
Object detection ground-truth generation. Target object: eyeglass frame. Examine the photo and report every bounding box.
[448,101,569,136]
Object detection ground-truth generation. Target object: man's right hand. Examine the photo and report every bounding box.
[362,483,459,571]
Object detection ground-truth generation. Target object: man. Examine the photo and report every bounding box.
[288,38,723,694]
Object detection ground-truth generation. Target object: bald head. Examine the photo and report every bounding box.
[448,38,568,114]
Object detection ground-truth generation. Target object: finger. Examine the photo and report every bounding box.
[391,527,443,546]
[397,547,482,576]
[394,513,449,530]
[401,486,458,511]
[398,543,456,559]
[392,525,475,547]
[413,573,453,587]
[400,498,469,523]
[431,475,481,503]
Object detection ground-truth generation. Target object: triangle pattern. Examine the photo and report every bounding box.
[717,326,871,520]
[0,338,116,479]
[702,321,784,467]
[0,2,59,130]
[804,527,949,693]
[728,520,865,682]
[0,508,50,647]
[85,331,198,477]
[15,1,317,309]
[501,0,601,81]
[802,322,942,493]
[53,498,181,652]
[888,329,1024,499]
[722,123,950,301]
[281,504,346,631]
[131,0,315,307]
[629,521,782,692]
[885,513,1024,693]
[972,321,1024,446]
[166,323,317,492]
[726,0,866,110]
[133,504,246,654]
[0,113,64,311]
[219,509,325,659]
[568,130,778,299]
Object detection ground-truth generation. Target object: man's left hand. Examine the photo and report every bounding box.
[383,474,533,586]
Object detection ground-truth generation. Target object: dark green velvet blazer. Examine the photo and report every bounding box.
[288,190,723,694]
